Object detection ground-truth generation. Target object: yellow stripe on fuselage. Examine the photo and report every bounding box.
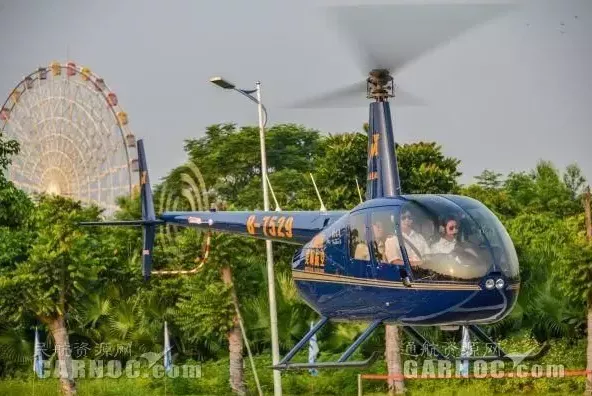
[292,270,520,291]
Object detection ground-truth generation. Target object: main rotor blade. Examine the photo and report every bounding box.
[327,2,517,75]
[286,81,425,109]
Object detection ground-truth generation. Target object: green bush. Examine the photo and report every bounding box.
[0,336,587,395]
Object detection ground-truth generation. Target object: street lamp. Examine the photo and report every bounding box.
[210,76,282,396]
[210,77,268,127]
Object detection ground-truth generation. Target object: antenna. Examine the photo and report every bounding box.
[266,174,282,212]
[355,178,363,204]
[309,173,327,212]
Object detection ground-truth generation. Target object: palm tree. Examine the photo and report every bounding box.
[385,325,405,395]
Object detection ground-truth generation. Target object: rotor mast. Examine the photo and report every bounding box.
[365,68,402,200]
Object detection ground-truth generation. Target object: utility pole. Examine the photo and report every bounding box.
[583,185,592,395]
[584,185,591,242]
[210,76,282,395]
[256,82,283,396]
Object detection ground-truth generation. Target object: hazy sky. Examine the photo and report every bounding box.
[1,0,590,187]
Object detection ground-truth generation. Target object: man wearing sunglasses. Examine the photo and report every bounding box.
[384,209,430,266]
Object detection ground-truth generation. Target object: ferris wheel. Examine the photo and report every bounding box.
[0,61,139,216]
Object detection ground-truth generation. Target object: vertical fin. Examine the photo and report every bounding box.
[137,139,156,280]
[137,139,156,221]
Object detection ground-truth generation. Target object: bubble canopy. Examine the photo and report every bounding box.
[363,195,519,282]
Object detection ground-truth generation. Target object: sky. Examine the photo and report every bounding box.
[0,0,590,187]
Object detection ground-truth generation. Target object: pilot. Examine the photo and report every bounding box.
[431,216,479,259]
[431,216,459,254]
[384,209,430,266]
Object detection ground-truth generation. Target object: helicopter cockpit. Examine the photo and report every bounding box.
[359,195,519,283]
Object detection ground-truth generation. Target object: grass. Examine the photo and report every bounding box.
[0,337,587,395]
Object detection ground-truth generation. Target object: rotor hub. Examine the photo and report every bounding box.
[367,69,394,101]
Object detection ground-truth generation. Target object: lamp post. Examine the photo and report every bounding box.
[210,76,282,396]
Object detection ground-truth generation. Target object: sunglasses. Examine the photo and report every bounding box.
[447,225,458,231]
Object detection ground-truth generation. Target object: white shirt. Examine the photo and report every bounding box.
[384,230,430,263]
[431,238,456,254]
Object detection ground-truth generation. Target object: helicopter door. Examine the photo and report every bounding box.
[347,211,375,278]
[322,215,349,276]
[369,207,405,281]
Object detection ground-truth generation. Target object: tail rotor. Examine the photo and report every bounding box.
[80,138,163,281]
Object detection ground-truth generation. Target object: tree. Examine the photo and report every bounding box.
[0,180,33,274]
[173,233,259,395]
[504,161,581,217]
[0,195,112,396]
[0,133,19,175]
[564,163,587,200]
[503,213,585,341]
[313,132,368,210]
[0,132,32,230]
[397,142,461,194]
[475,169,503,190]
[556,212,592,395]
[183,123,321,208]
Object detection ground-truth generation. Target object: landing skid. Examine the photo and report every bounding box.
[272,321,549,371]
[402,324,550,362]
[271,317,382,370]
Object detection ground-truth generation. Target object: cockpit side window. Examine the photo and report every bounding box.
[369,209,397,263]
[349,212,369,261]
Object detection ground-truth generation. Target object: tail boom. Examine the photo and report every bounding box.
[161,210,347,245]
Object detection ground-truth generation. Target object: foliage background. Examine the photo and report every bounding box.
[1,123,590,395]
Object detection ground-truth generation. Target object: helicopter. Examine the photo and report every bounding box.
[81,2,549,370]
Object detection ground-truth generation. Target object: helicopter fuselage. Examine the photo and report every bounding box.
[161,194,520,327]
[291,196,519,326]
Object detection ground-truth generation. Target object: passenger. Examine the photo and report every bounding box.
[354,242,370,261]
[385,209,430,266]
[353,217,392,262]
[352,228,370,261]
[371,218,389,262]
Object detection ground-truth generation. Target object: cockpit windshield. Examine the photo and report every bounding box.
[366,195,519,282]
[440,195,520,281]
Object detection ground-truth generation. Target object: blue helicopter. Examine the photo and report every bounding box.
[81,3,549,370]
[81,67,548,370]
